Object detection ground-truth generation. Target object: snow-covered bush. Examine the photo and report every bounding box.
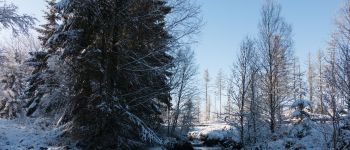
[262,122,330,149]
[289,99,313,140]
[291,99,312,123]
[337,122,350,149]
[263,99,330,149]
[0,40,34,119]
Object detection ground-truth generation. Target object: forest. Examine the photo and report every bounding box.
[0,0,350,150]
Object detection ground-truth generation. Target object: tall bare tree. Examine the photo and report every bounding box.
[230,37,257,146]
[324,45,340,149]
[170,48,198,135]
[307,52,316,110]
[315,49,326,114]
[332,1,350,111]
[204,69,210,121]
[215,69,225,117]
[258,0,293,133]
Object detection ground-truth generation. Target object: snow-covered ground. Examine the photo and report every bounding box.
[187,119,340,149]
[0,118,66,150]
[265,120,331,149]
[189,121,238,142]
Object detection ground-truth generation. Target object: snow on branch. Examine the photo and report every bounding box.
[55,0,70,11]
[124,111,163,145]
[0,2,36,35]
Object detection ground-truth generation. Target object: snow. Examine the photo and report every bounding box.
[0,118,67,150]
[188,121,238,142]
[265,120,330,149]
[125,111,163,145]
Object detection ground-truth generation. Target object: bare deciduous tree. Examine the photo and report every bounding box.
[332,1,350,111]
[230,37,256,146]
[170,47,198,135]
[324,45,340,149]
[307,52,316,111]
[215,69,225,118]
[258,0,293,133]
[315,49,326,114]
[204,69,210,121]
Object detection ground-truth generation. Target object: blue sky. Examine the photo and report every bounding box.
[6,0,344,80]
[195,0,342,80]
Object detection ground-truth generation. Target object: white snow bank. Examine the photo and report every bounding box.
[189,122,238,142]
[266,121,330,149]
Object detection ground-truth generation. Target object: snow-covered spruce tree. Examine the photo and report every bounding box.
[0,36,38,119]
[0,1,35,119]
[47,0,174,148]
[289,99,312,139]
[24,51,47,116]
[25,0,60,117]
[179,97,198,134]
[292,57,307,101]
[291,99,311,124]
[37,0,58,50]
[0,51,19,119]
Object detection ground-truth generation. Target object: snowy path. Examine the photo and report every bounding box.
[0,118,61,150]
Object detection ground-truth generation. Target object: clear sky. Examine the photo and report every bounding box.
[195,0,343,80]
[6,0,343,77]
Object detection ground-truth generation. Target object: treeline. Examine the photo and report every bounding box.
[0,0,201,149]
[216,0,350,149]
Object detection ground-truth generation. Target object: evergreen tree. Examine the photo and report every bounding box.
[48,0,173,148]
[0,36,36,119]
[289,99,312,140]
[37,0,58,51]
[25,0,59,116]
